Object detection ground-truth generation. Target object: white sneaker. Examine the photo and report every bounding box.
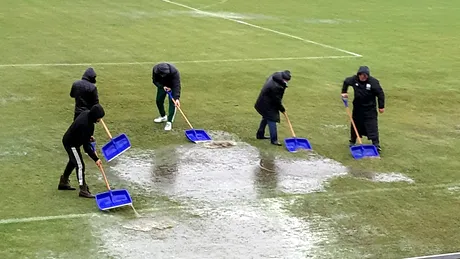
[164,122,172,131]
[154,115,167,123]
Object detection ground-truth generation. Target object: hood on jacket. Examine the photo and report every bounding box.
[82,67,97,84]
[154,63,171,78]
[88,104,105,123]
[272,70,291,87]
[357,66,370,76]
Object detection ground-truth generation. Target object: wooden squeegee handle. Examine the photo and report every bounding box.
[97,163,111,191]
[283,112,296,137]
[168,93,194,130]
[345,105,363,145]
[100,119,113,139]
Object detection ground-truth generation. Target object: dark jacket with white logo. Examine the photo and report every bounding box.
[342,66,385,113]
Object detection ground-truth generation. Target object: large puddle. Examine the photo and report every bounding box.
[90,132,414,258]
[108,142,349,204]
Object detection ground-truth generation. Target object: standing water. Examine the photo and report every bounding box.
[131,205,141,218]
[91,132,352,258]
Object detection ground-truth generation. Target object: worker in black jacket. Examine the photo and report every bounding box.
[152,63,181,131]
[70,67,99,150]
[70,67,99,120]
[58,104,105,198]
[341,66,385,152]
[254,70,291,146]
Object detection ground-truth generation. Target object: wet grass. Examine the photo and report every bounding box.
[0,219,99,259]
[288,187,460,258]
[1,0,460,258]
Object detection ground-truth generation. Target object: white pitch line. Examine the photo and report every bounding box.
[0,213,97,224]
[404,252,460,259]
[0,55,358,68]
[0,206,180,225]
[2,182,460,225]
[162,0,362,57]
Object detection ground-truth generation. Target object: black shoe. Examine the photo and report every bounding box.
[349,140,356,147]
[271,141,282,146]
[58,175,76,190]
[372,141,382,152]
[256,135,270,140]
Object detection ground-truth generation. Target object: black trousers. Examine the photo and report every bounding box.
[63,145,86,186]
[257,118,278,143]
[351,109,379,145]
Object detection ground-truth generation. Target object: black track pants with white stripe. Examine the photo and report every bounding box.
[63,146,86,186]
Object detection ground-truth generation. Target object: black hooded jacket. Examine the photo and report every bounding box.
[254,71,291,123]
[342,66,385,110]
[70,68,99,117]
[62,104,105,162]
[152,63,181,99]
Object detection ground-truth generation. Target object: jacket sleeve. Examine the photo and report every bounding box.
[83,141,99,162]
[152,66,161,87]
[82,125,99,162]
[152,67,157,85]
[342,77,353,93]
[171,71,181,100]
[372,80,385,109]
[152,75,163,88]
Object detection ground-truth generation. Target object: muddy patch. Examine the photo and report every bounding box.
[202,140,237,149]
[207,129,241,141]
